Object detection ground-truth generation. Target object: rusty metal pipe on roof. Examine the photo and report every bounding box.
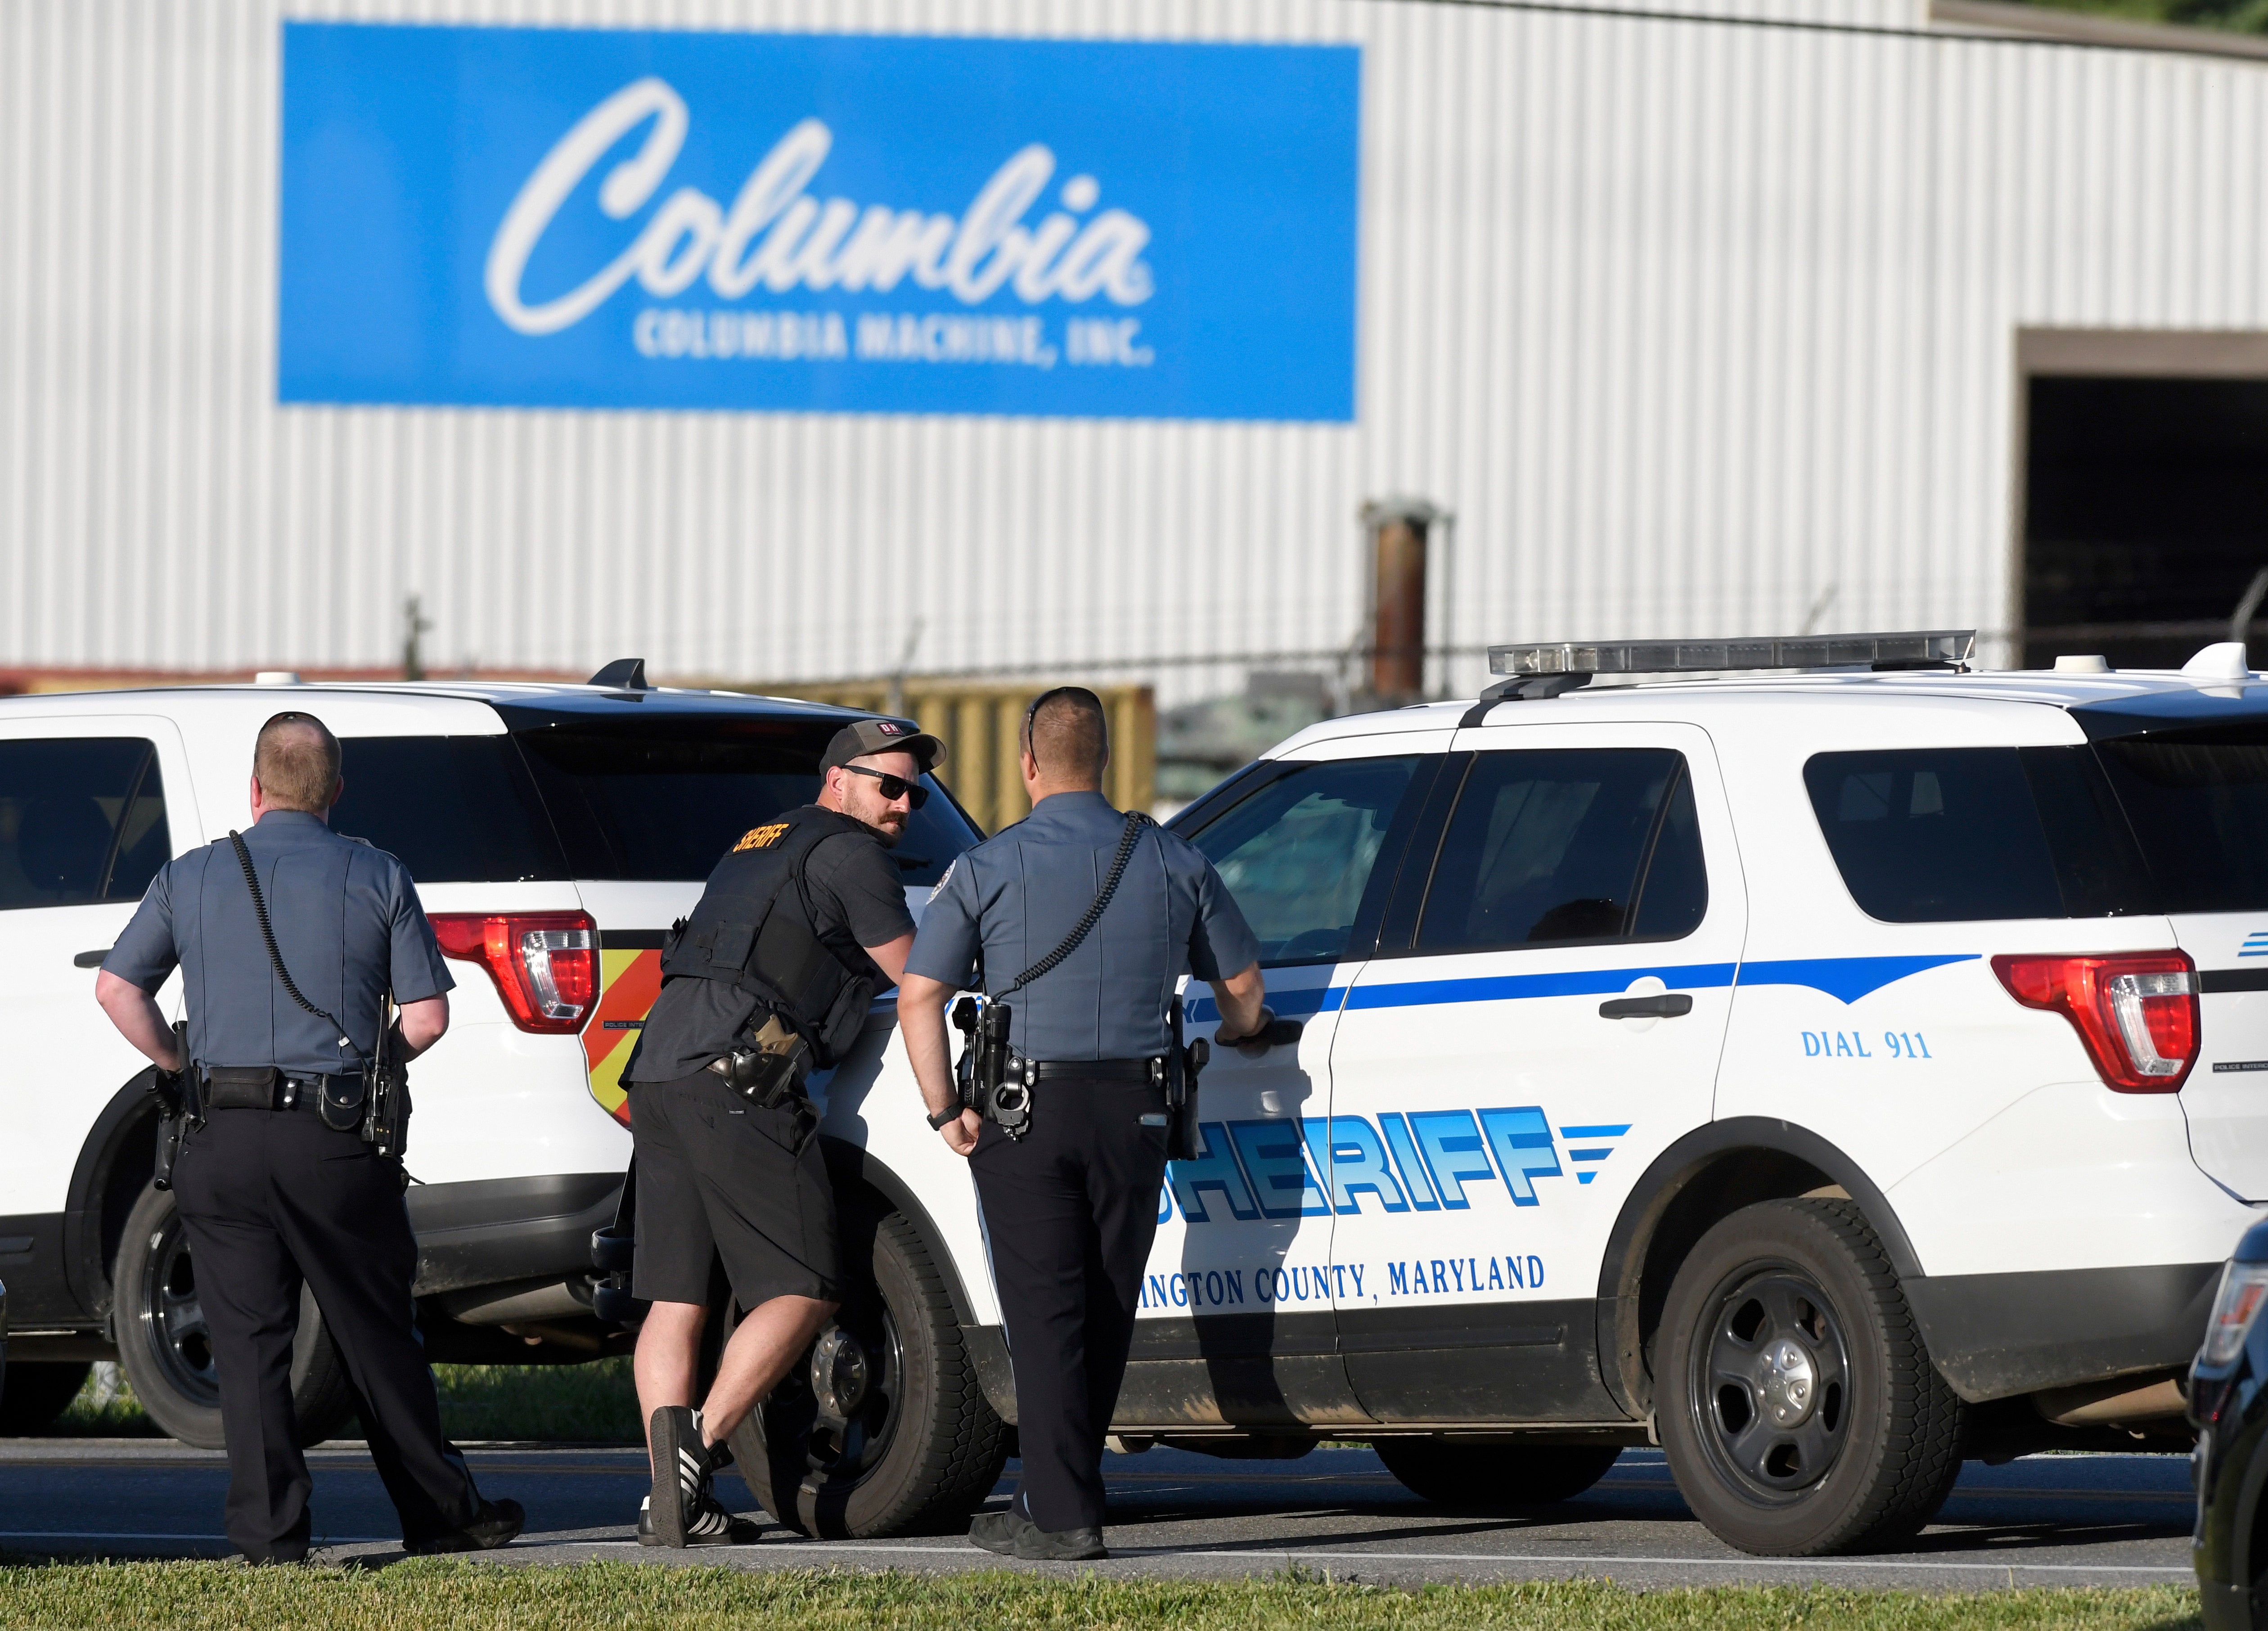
[1360,496,1450,707]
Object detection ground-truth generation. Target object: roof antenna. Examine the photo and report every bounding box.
[402,594,433,681]
[887,617,925,719]
[1799,584,1837,637]
[2230,568,2268,649]
[587,658,651,690]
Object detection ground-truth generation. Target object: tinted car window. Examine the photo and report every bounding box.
[1631,771,1708,940]
[334,737,565,883]
[0,738,171,910]
[1418,749,1703,952]
[1184,757,1425,964]
[2096,726,2268,913]
[512,715,979,885]
[1804,747,2154,923]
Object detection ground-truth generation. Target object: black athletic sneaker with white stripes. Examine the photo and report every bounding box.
[647,1406,753,1548]
[636,1493,763,1547]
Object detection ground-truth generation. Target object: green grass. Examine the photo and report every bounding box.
[426,1359,642,1443]
[45,1360,643,1443]
[0,1563,2208,1631]
[2015,0,2268,32]
[47,1365,159,1437]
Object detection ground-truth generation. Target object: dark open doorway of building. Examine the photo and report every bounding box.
[2024,372,2268,670]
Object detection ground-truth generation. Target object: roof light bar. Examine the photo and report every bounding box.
[1488,630,1976,678]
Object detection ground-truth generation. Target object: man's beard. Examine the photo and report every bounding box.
[853,811,904,847]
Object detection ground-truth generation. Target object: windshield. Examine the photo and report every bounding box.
[2096,725,2268,914]
[509,714,979,885]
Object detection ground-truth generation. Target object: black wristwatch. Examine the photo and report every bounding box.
[927,1104,964,1131]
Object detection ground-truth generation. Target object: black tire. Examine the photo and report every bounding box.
[112,1182,360,1450]
[1656,1198,1964,1556]
[730,1208,1008,1537]
[0,1362,95,1434]
[1375,1438,1623,1510]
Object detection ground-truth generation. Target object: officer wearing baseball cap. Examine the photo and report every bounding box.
[621,717,943,1546]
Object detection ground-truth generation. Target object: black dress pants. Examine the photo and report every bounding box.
[171,1106,482,1561]
[970,1075,1169,1534]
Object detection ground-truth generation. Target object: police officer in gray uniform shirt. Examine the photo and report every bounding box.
[899,688,1271,1562]
[93,712,519,1564]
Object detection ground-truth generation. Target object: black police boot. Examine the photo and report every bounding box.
[648,1406,731,1549]
[968,1505,1033,1555]
[1012,1522,1107,1562]
[404,1498,526,1556]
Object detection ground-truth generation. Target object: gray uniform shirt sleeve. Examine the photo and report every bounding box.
[1180,843,1262,983]
[382,862,454,1003]
[102,861,180,992]
[904,854,982,988]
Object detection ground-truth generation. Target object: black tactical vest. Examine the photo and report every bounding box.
[658,806,878,1068]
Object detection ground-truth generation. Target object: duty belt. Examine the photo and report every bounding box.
[1005,1055,1170,1085]
[202,1066,360,1113]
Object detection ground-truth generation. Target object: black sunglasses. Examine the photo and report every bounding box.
[839,764,930,809]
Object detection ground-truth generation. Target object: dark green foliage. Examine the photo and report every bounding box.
[2016,0,2268,35]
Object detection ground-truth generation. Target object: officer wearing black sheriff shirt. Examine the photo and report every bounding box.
[620,718,936,1547]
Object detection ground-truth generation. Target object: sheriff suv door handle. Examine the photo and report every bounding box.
[1599,993,1694,1019]
[74,948,112,969]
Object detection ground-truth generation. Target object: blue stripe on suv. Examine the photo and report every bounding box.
[1182,953,1977,1022]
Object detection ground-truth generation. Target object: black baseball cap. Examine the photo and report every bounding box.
[821,717,947,775]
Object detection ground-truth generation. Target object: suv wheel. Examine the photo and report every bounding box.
[113,1183,360,1450]
[1657,1198,1964,1555]
[729,1208,1008,1537]
[1375,1438,1622,1509]
[0,1362,95,1434]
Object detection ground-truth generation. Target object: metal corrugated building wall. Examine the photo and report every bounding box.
[5,0,2267,701]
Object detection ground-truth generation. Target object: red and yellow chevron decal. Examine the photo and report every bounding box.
[582,948,664,1127]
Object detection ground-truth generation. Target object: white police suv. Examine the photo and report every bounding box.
[0,667,982,1455]
[1052,628,2259,1558]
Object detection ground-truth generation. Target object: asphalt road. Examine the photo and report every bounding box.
[0,1439,2200,1590]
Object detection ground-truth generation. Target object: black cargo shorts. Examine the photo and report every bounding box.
[628,1070,842,1309]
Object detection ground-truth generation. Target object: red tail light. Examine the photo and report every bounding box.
[1991,951,2199,1092]
[431,911,600,1034]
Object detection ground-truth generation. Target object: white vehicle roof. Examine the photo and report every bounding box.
[1271,663,2268,759]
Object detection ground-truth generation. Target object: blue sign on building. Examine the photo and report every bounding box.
[279,24,1360,422]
